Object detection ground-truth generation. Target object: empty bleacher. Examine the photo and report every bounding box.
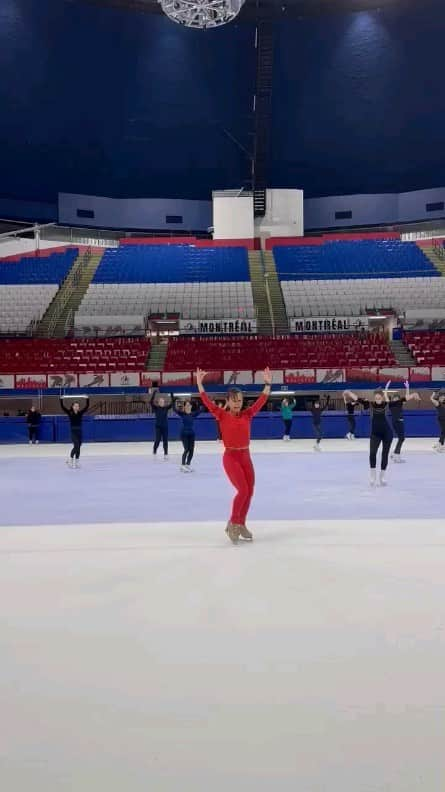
[0,337,150,374]
[0,249,78,334]
[76,245,255,324]
[281,276,445,318]
[164,334,395,371]
[403,331,445,365]
[274,240,439,280]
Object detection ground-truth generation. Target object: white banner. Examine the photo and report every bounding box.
[15,374,48,389]
[253,369,283,384]
[284,369,316,384]
[0,374,15,389]
[161,371,192,386]
[376,367,409,383]
[316,369,345,383]
[110,372,141,387]
[408,367,431,382]
[140,371,161,387]
[432,366,445,382]
[180,318,257,335]
[223,370,254,385]
[78,373,110,388]
[47,373,79,388]
[292,316,369,333]
[345,367,378,383]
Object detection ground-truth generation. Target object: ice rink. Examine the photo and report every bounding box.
[1,439,444,791]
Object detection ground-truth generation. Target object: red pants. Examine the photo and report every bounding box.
[222,449,255,526]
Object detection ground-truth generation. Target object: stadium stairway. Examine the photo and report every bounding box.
[146,338,168,372]
[389,338,417,366]
[247,251,272,334]
[37,250,104,338]
[263,250,290,334]
[417,242,445,276]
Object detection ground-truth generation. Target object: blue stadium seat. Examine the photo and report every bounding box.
[0,249,78,285]
[92,245,250,283]
[273,241,439,280]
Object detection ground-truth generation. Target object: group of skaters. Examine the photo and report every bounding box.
[23,376,445,545]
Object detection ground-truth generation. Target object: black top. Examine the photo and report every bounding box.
[389,397,406,421]
[346,401,359,415]
[174,405,201,434]
[361,400,391,434]
[60,398,89,427]
[26,410,41,426]
[437,403,445,423]
[311,397,330,425]
[150,391,174,427]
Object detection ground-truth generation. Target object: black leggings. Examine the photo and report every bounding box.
[28,426,38,442]
[70,429,82,460]
[347,415,356,435]
[181,433,195,466]
[439,421,445,446]
[154,425,168,455]
[313,423,322,443]
[370,431,393,471]
[283,419,292,436]
[392,419,405,455]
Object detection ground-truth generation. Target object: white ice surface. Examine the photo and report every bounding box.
[0,441,444,791]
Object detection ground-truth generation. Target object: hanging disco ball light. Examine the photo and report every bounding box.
[159,0,246,29]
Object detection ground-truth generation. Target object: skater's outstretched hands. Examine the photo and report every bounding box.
[385,380,391,390]
[263,367,272,386]
[196,368,207,391]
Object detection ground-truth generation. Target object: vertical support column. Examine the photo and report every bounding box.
[252,12,274,218]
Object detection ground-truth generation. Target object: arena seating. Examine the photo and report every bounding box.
[164,334,396,371]
[403,331,445,365]
[0,249,78,334]
[281,276,445,318]
[274,240,438,280]
[77,245,255,322]
[0,338,150,374]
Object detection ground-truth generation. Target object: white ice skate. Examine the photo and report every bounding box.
[313,444,321,452]
[370,470,377,487]
[66,458,74,469]
[379,472,387,487]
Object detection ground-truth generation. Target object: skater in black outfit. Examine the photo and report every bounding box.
[26,406,41,444]
[343,391,360,439]
[60,396,89,468]
[431,391,445,453]
[150,389,173,459]
[345,382,393,486]
[174,399,202,471]
[389,380,420,462]
[310,395,330,451]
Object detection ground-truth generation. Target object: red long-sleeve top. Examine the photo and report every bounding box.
[200,390,268,449]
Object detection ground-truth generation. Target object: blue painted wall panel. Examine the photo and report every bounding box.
[0,412,441,444]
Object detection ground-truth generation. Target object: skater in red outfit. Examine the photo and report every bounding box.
[196,367,271,544]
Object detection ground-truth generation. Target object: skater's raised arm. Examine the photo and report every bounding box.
[59,397,70,414]
[149,388,158,406]
[245,368,272,417]
[404,380,420,402]
[383,380,391,404]
[321,395,330,412]
[344,389,358,402]
[196,369,224,417]
[79,398,90,415]
[431,391,440,407]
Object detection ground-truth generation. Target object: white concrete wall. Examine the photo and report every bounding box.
[212,192,254,239]
[255,189,304,240]
[0,238,68,259]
